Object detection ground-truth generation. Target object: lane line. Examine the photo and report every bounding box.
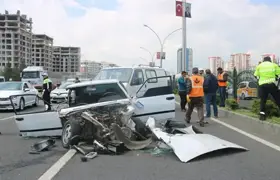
[175,102,280,152]
[0,115,14,121]
[38,149,77,180]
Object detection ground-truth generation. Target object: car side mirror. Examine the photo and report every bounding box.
[24,88,30,92]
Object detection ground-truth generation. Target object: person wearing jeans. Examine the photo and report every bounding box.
[178,71,187,111]
[203,69,218,120]
[217,67,228,107]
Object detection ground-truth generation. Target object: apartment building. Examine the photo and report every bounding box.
[230,53,251,72]
[32,34,53,71]
[100,61,118,69]
[209,56,223,75]
[52,46,81,73]
[0,10,32,70]
[80,60,102,76]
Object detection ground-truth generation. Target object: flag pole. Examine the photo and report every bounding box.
[182,0,187,72]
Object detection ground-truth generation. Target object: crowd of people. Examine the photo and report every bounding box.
[178,67,228,127]
[178,56,280,125]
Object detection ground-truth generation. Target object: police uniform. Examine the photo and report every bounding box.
[42,73,52,110]
[254,57,280,120]
[185,68,205,126]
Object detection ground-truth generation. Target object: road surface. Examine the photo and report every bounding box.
[0,104,280,180]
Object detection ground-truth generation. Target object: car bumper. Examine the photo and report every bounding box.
[0,100,19,110]
[51,96,68,103]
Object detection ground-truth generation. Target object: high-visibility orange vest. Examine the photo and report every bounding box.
[217,72,227,87]
[189,75,204,97]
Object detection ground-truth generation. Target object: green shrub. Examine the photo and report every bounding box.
[173,88,178,94]
[225,98,239,110]
[251,99,280,117]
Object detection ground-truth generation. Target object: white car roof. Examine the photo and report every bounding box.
[66,79,119,89]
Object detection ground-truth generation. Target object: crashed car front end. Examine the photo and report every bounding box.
[59,100,153,154]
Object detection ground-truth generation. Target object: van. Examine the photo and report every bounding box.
[94,65,169,97]
[237,81,258,100]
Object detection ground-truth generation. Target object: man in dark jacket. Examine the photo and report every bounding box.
[203,69,218,120]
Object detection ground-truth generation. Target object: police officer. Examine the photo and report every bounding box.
[42,72,52,111]
[254,56,280,120]
[185,67,205,127]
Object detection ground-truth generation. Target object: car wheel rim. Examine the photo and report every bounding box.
[62,124,72,144]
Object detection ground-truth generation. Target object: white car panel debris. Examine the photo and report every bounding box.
[146,117,248,163]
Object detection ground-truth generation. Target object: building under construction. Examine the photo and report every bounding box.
[0,10,32,70]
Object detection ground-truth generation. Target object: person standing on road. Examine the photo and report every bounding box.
[217,67,228,107]
[177,71,187,111]
[203,69,219,121]
[42,72,52,111]
[185,67,205,127]
[254,56,280,120]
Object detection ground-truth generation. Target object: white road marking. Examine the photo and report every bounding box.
[175,102,280,152]
[38,149,77,180]
[0,116,14,121]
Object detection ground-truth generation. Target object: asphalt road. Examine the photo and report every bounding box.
[1,104,280,180]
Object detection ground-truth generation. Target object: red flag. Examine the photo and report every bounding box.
[156,52,161,59]
[176,1,183,17]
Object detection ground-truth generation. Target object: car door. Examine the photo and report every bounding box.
[128,69,145,97]
[12,94,62,137]
[132,75,175,124]
[22,83,32,105]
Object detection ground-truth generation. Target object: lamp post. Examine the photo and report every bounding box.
[140,47,154,62]
[143,24,182,68]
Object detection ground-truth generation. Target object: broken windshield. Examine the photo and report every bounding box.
[94,68,133,83]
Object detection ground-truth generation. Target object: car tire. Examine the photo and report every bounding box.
[61,119,81,149]
[18,98,25,111]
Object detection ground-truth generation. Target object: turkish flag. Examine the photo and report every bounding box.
[176,1,183,17]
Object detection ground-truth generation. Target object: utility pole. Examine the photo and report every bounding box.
[182,0,187,71]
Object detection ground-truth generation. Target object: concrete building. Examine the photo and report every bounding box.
[0,10,32,70]
[100,61,118,69]
[31,34,53,71]
[52,46,81,73]
[80,60,102,77]
[177,48,193,74]
[209,56,223,75]
[230,53,251,72]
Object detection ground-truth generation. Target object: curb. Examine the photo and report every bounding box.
[219,108,280,128]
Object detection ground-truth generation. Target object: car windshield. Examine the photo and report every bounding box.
[94,68,133,83]
[0,82,22,90]
[22,71,40,79]
[58,82,74,89]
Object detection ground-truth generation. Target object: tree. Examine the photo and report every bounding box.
[232,67,238,100]
[1,62,21,81]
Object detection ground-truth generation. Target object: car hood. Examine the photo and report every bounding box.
[52,88,68,94]
[0,90,23,98]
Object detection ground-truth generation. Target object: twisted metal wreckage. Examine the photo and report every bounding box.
[58,102,248,162]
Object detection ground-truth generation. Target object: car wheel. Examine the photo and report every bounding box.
[61,120,81,149]
[18,98,25,111]
[33,97,39,107]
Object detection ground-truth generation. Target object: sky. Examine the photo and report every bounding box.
[1,0,280,73]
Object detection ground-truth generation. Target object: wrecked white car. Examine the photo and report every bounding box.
[11,77,175,145]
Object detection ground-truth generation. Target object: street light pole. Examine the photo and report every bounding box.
[143,24,182,68]
[140,47,154,62]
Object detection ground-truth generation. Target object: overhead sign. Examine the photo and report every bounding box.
[156,52,166,59]
[175,1,192,18]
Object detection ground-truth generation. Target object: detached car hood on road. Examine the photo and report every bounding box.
[0,90,23,98]
[146,117,248,163]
